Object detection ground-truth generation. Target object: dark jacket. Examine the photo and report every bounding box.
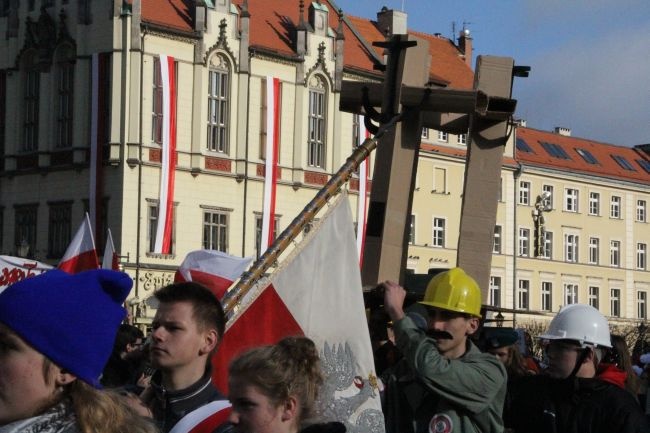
[146,369,232,433]
[383,316,507,433]
[506,374,650,433]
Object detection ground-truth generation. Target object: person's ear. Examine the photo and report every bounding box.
[281,396,299,422]
[199,329,219,356]
[466,317,480,336]
[54,368,77,387]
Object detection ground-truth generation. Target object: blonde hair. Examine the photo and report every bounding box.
[229,337,323,424]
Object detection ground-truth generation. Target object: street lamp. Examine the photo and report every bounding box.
[495,311,505,327]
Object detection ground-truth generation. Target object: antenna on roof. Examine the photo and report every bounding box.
[401,0,406,12]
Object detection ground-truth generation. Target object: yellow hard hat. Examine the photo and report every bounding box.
[419,268,482,317]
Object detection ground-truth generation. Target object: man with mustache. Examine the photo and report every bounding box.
[141,282,232,433]
[381,267,506,433]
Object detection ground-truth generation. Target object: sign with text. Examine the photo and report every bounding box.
[0,255,53,293]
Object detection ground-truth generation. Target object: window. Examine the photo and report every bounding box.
[47,203,71,258]
[541,142,571,160]
[516,138,533,153]
[610,196,621,219]
[307,75,327,168]
[432,218,445,247]
[519,228,530,257]
[519,181,530,205]
[589,192,600,216]
[0,0,8,17]
[489,276,501,307]
[255,215,279,258]
[637,159,650,174]
[260,77,282,159]
[541,281,552,311]
[437,131,448,142]
[152,57,163,144]
[564,283,578,305]
[0,70,5,160]
[576,148,599,164]
[518,280,529,310]
[147,204,176,254]
[589,237,599,264]
[433,167,446,193]
[610,288,620,317]
[543,184,554,209]
[22,52,40,152]
[55,46,74,149]
[612,155,636,171]
[637,243,647,270]
[493,225,502,254]
[639,291,648,319]
[610,240,620,267]
[409,214,415,244]
[203,210,228,252]
[207,54,230,153]
[541,231,553,259]
[421,128,429,139]
[14,205,38,258]
[458,133,467,145]
[637,200,647,222]
[565,234,579,263]
[588,286,599,310]
[497,177,503,202]
[565,188,579,212]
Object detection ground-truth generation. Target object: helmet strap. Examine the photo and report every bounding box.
[569,347,591,378]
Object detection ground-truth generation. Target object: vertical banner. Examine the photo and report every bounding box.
[260,77,281,254]
[356,117,370,265]
[89,53,109,242]
[154,55,177,254]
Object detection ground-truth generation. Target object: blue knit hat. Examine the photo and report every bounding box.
[0,269,133,388]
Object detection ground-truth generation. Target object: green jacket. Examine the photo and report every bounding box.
[383,316,507,433]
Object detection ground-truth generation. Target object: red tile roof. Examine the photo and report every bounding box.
[516,127,650,184]
[139,0,474,88]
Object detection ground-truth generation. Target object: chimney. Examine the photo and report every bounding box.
[458,28,472,67]
[554,127,571,137]
[376,7,407,36]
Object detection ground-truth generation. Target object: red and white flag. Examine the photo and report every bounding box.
[0,256,53,294]
[89,52,109,241]
[153,55,177,254]
[356,117,370,265]
[58,213,100,274]
[260,76,281,254]
[102,229,119,270]
[174,250,253,300]
[213,194,384,431]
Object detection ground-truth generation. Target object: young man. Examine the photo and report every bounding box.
[506,304,650,433]
[382,267,507,433]
[142,282,232,433]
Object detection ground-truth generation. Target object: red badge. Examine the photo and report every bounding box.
[429,414,453,433]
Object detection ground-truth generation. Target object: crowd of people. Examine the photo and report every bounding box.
[2,267,650,433]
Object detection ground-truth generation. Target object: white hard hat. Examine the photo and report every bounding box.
[539,304,612,348]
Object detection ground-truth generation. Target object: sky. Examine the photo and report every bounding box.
[332,0,650,147]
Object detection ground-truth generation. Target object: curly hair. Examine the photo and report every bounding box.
[229,336,323,424]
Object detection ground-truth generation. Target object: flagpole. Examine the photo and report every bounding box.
[222,113,402,314]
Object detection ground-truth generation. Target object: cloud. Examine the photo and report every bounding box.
[515,21,650,146]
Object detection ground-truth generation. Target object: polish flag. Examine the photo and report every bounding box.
[174,250,253,300]
[59,213,100,274]
[213,194,384,431]
[356,117,370,265]
[260,76,281,255]
[153,55,177,254]
[102,229,119,270]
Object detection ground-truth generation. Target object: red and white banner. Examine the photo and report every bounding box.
[168,400,231,433]
[260,76,281,255]
[174,250,252,300]
[89,53,109,241]
[0,256,53,294]
[102,229,119,270]
[153,55,177,254]
[58,213,100,274]
[213,194,384,431]
[356,117,370,265]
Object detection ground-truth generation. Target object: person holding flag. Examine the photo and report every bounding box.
[140,281,232,433]
[381,268,507,433]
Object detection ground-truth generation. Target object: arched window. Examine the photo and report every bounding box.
[307,74,327,168]
[207,53,230,153]
[22,51,39,152]
[55,45,75,149]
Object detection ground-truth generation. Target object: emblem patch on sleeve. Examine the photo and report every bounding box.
[429,413,453,433]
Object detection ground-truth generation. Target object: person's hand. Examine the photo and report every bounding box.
[382,280,406,322]
[137,372,152,388]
